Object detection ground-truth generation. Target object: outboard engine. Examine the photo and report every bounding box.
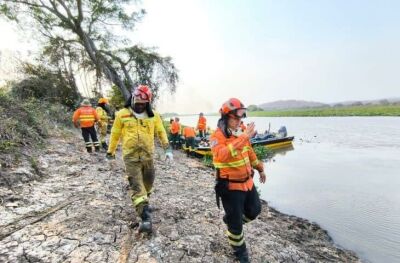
[278,126,287,137]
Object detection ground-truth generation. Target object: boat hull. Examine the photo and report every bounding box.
[182,136,295,157]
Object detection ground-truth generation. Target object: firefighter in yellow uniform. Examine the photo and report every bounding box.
[96,97,110,150]
[211,98,266,263]
[106,85,170,233]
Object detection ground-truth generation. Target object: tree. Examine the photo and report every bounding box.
[247,104,263,111]
[11,62,80,108]
[0,0,178,102]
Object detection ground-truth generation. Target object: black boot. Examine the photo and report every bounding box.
[94,146,100,152]
[234,244,250,263]
[101,142,108,150]
[86,147,92,153]
[138,205,152,233]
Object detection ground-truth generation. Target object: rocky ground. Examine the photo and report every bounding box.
[0,129,362,262]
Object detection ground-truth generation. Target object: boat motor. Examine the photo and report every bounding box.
[278,126,287,137]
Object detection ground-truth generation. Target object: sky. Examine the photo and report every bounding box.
[1,0,400,113]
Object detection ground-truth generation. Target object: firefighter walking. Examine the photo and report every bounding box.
[72,99,100,153]
[106,85,170,233]
[96,97,110,150]
[210,98,266,263]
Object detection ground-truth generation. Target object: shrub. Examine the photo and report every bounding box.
[253,145,272,160]
[0,92,72,153]
[10,64,80,109]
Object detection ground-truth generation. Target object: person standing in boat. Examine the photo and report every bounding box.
[210,98,266,263]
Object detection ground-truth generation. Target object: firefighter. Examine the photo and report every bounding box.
[106,85,170,233]
[72,99,100,153]
[210,98,266,263]
[170,117,181,149]
[197,112,207,138]
[96,97,110,150]
[182,126,196,157]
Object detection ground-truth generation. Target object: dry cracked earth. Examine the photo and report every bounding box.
[0,129,362,262]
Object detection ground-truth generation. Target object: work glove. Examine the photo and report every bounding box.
[165,147,174,161]
[106,152,115,160]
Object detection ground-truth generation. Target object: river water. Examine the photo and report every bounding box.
[177,115,400,263]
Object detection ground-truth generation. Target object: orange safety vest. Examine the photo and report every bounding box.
[183,126,196,138]
[210,128,264,191]
[72,106,99,128]
[197,116,207,131]
[170,121,181,134]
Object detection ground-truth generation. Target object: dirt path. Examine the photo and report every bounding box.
[0,131,361,262]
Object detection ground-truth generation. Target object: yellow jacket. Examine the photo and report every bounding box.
[96,106,109,123]
[108,108,169,161]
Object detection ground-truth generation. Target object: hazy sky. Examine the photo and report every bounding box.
[1,0,400,113]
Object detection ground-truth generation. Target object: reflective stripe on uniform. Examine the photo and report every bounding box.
[228,143,238,157]
[243,215,252,223]
[226,230,244,246]
[80,114,95,120]
[132,195,148,207]
[226,230,243,239]
[242,146,251,153]
[213,157,250,169]
[251,159,259,167]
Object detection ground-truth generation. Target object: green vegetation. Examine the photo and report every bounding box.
[247,104,264,111]
[0,89,72,154]
[108,85,126,109]
[11,63,80,109]
[248,104,400,117]
[1,0,178,102]
[253,145,273,160]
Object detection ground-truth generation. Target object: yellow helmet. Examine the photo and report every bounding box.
[98,97,109,104]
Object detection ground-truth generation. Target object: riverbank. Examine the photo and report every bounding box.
[0,129,361,262]
[248,104,400,117]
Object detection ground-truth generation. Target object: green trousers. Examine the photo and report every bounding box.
[124,158,155,215]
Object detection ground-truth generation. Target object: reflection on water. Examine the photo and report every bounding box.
[177,116,400,263]
[267,145,295,159]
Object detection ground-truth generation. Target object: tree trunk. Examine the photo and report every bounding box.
[74,25,130,100]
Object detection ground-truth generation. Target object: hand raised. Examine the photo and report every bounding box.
[245,122,256,138]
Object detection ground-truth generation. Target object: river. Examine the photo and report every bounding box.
[176,115,400,263]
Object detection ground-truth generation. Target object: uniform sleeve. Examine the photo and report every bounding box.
[72,109,80,124]
[107,112,122,155]
[210,131,250,162]
[96,108,102,119]
[248,146,264,172]
[93,109,99,122]
[154,114,169,148]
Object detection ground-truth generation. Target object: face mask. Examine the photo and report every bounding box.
[133,103,146,113]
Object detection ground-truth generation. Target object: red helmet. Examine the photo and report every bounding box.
[220,98,247,118]
[133,85,152,102]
